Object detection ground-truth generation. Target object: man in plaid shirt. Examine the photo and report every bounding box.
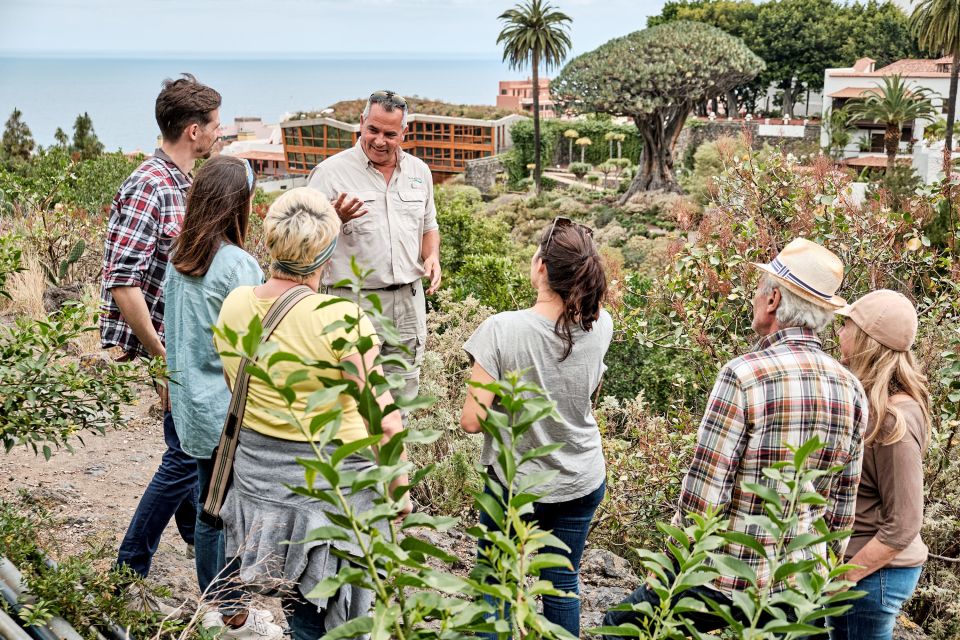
[604,238,868,634]
[101,74,221,585]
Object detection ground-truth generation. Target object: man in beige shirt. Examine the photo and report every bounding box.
[307,90,441,405]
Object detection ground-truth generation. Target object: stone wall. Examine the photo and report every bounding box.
[464,154,506,194]
[674,120,822,168]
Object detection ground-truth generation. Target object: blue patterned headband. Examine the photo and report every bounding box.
[273,236,338,276]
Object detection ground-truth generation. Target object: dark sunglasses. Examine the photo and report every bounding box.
[543,216,594,253]
[369,90,407,109]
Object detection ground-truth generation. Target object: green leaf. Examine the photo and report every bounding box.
[293,526,350,543]
[401,512,459,532]
[331,434,382,466]
[400,536,459,564]
[709,554,757,586]
[528,553,574,574]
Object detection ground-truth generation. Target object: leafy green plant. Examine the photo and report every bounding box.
[594,437,862,640]
[214,260,574,640]
[0,236,153,458]
[0,498,185,640]
[569,162,591,180]
[0,232,24,298]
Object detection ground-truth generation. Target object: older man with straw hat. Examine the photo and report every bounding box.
[604,238,869,635]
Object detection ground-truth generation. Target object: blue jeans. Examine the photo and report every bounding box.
[283,593,326,640]
[478,477,606,638]
[194,457,245,615]
[116,411,199,578]
[827,566,922,640]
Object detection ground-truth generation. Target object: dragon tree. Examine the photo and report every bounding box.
[551,21,764,200]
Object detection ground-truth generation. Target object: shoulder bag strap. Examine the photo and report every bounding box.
[202,284,314,525]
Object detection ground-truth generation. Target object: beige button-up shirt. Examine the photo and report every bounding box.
[307,141,438,288]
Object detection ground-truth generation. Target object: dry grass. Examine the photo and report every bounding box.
[0,254,46,319]
[73,282,105,355]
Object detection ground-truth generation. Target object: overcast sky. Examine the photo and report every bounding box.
[0,0,673,58]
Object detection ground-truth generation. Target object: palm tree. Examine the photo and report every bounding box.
[911,0,960,158]
[497,0,572,193]
[846,75,937,177]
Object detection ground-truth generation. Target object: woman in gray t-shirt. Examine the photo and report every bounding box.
[461,217,612,638]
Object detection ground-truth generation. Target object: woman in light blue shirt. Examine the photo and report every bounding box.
[164,156,279,639]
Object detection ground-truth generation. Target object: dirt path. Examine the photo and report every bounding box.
[0,384,205,610]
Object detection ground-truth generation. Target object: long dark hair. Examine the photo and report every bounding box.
[172,156,255,277]
[538,221,607,361]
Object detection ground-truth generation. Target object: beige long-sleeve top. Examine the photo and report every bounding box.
[845,399,929,567]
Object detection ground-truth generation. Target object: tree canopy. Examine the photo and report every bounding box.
[647,0,921,115]
[551,20,763,195]
[1,108,36,165]
[911,0,960,155]
[70,112,104,160]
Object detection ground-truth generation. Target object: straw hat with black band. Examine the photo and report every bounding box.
[751,238,846,310]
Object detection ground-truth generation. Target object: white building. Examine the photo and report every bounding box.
[821,56,952,180]
[220,117,288,179]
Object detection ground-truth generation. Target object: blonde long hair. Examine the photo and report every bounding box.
[845,322,931,446]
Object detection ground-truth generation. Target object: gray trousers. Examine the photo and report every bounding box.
[326,279,426,409]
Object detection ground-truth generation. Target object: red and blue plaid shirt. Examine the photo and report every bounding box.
[99,149,191,357]
[675,327,867,597]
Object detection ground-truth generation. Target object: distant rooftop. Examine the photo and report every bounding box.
[830,55,952,78]
[286,97,519,123]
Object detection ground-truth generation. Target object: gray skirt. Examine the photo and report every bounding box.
[222,428,384,616]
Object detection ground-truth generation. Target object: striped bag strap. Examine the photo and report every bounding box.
[202,284,314,526]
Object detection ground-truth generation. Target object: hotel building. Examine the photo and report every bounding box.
[280,112,526,182]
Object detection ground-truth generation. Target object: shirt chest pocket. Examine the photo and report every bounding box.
[394,189,426,228]
[342,190,382,236]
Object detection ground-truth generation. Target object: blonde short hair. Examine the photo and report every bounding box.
[263,188,340,283]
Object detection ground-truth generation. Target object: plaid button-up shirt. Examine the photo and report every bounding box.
[675,327,867,597]
[100,149,191,357]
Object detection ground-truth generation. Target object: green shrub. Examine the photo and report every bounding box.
[569,162,591,180]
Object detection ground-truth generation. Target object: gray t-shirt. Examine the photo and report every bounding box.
[463,308,613,503]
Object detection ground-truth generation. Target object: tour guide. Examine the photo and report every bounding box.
[307,90,441,404]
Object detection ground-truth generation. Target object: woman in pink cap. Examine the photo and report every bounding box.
[829,289,931,640]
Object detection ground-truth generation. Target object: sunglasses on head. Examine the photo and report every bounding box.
[241,158,254,192]
[369,90,407,109]
[543,216,594,253]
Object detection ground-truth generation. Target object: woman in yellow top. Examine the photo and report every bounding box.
[213,188,407,640]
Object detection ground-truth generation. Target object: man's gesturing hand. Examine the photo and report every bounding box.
[423,255,442,294]
[332,193,368,224]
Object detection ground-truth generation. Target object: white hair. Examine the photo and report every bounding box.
[362,93,409,128]
[759,275,834,332]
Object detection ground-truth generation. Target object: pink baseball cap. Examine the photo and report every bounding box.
[835,289,918,352]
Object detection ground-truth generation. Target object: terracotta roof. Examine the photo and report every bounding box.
[842,155,911,168]
[234,150,286,162]
[874,56,951,75]
[828,87,883,99]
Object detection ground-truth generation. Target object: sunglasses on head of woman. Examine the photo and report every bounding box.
[543,216,594,253]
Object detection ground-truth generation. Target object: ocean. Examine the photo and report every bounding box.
[0,56,519,153]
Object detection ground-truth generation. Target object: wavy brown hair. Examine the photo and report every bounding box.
[845,322,932,446]
[155,73,222,142]
[538,221,608,361]
[172,156,255,277]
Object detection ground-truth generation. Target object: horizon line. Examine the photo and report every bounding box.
[0,51,509,60]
